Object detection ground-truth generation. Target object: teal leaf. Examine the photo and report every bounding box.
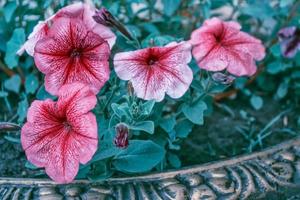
[25,74,39,94]
[162,0,181,16]
[4,28,25,69]
[167,152,181,168]
[4,75,21,93]
[175,119,193,138]
[141,100,155,115]
[113,140,165,173]
[36,85,55,100]
[182,100,207,125]
[111,103,130,118]
[3,2,17,22]
[90,140,122,163]
[25,161,38,169]
[17,97,28,123]
[0,91,8,98]
[266,61,282,74]
[270,44,281,57]
[160,116,176,133]
[276,81,289,99]
[130,121,154,134]
[250,95,263,110]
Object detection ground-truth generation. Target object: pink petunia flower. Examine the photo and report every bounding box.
[17,2,116,56]
[113,41,193,102]
[34,17,110,95]
[21,83,98,184]
[190,17,265,76]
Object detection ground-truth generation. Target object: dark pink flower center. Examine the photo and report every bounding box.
[70,48,82,58]
[214,33,223,43]
[146,54,158,66]
[63,121,72,131]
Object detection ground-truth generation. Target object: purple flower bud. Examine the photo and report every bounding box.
[212,72,235,85]
[93,8,133,40]
[93,8,115,27]
[114,123,129,148]
[278,26,300,58]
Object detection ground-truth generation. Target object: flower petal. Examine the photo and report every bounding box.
[114,42,193,101]
[34,18,110,95]
[21,84,98,184]
[57,83,97,116]
[190,17,265,76]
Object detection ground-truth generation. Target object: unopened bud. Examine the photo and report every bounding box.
[93,8,134,40]
[212,72,235,85]
[93,8,115,27]
[114,123,129,148]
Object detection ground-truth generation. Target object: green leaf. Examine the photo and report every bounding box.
[4,75,21,93]
[130,121,154,134]
[0,91,8,98]
[182,100,207,125]
[280,0,294,7]
[142,100,155,115]
[250,95,263,110]
[270,44,281,57]
[25,161,38,169]
[266,61,282,74]
[276,81,289,99]
[25,74,39,94]
[5,28,25,69]
[3,2,17,22]
[162,0,181,16]
[160,116,176,132]
[167,152,181,168]
[111,103,130,118]
[175,119,193,138]
[36,85,55,100]
[241,2,274,20]
[113,140,165,173]
[90,140,122,163]
[17,97,28,123]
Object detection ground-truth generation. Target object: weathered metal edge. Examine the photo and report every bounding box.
[1,137,300,199]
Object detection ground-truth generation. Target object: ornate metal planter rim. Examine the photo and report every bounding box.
[1,137,300,199]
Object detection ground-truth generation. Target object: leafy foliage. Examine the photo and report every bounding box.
[0,0,300,180]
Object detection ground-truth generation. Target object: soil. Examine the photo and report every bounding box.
[0,96,299,177]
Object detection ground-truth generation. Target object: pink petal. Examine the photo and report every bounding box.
[57,83,97,116]
[55,2,116,48]
[18,21,49,56]
[114,42,193,101]
[226,50,257,76]
[190,17,265,76]
[19,2,115,56]
[34,18,110,95]
[225,31,266,61]
[21,84,98,184]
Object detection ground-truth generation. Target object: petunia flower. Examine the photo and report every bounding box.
[278,26,300,58]
[190,17,265,76]
[17,2,116,56]
[21,83,98,184]
[113,41,193,102]
[34,17,110,95]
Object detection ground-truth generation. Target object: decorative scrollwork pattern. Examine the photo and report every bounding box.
[1,138,300,200]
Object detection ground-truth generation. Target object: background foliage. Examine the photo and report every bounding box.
[0,0,300,180]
